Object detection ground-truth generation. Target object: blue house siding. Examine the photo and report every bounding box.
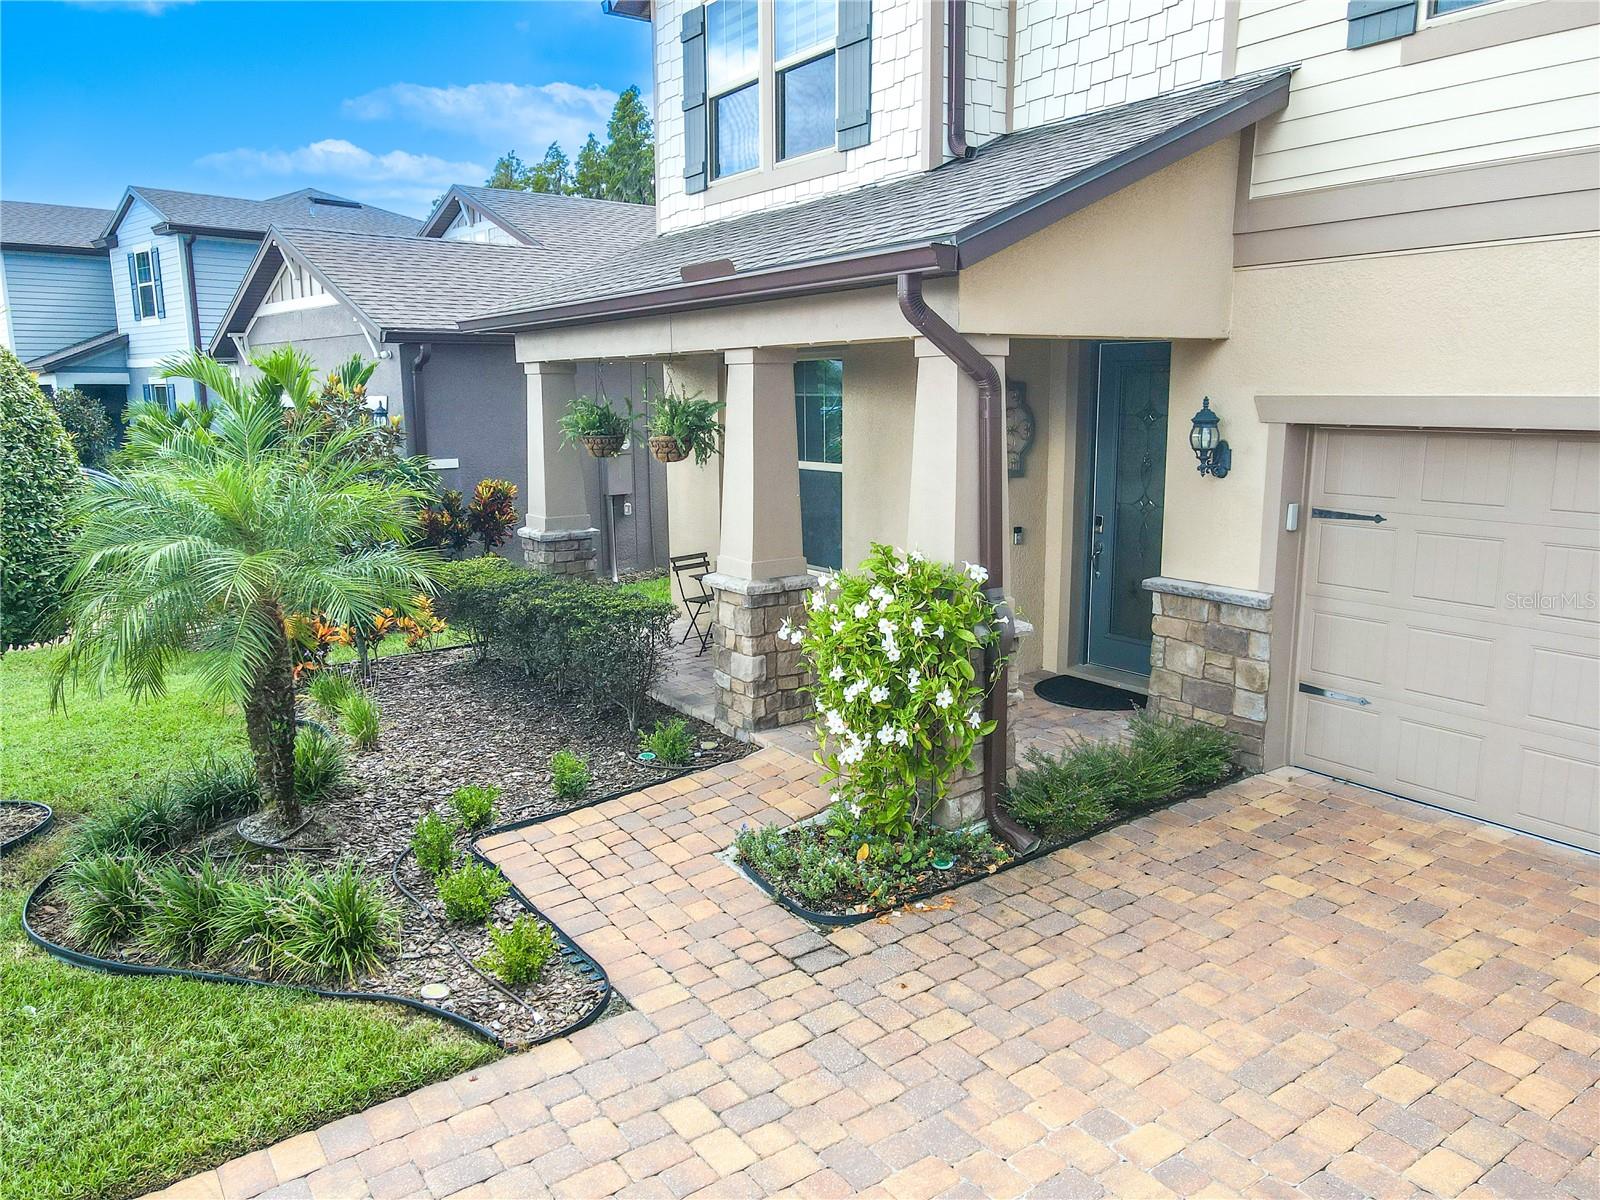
[1,250,117,361]
[191,237,261,347]
[112,198,192,374]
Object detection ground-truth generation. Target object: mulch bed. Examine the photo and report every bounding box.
[31,647,746,1046]
[0,801,53,853]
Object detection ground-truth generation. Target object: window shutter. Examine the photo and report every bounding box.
[835,0,872,150]
[1346,0,1415,48]
[150,247,166,318]
[127,253,141,322]
[142,383,153,403]
[681,6,708,195]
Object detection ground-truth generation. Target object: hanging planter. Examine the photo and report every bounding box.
[558,395,636,459]
[647,386,725,467]
[648,435,687,463]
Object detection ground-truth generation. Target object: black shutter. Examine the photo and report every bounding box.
[1347,0,1416,48]
[127,253,141,322]
[682,5,708,194]
[835,0,871,150]
[150,247,166,318]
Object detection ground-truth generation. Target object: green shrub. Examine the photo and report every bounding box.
[294,727,347,806]
[1,346,80,647]
[341,692,381,750]
[436,859,509,923]
[48,386,117,469]
[1128,712,1237,792]
[476,914,558,986]
[275,859,399,983]
[72,754,260,856]
[1003,749,1117,840]
[449,785,500,832]
[62,851,150,951]
[432,555,524,648]
[141,858,235,961]
[549,751,590,800]
[169,752,261,830]
[411,812,458,878]
[639,717,694,766]
[307,670,358,715]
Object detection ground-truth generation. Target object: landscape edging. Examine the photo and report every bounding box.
[0,800,54,855]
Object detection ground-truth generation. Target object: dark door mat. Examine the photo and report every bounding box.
[1033,674,1147,711]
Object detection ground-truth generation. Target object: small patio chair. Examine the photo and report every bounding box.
[670,552,715,655]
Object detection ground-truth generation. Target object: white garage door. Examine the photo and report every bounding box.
[1292,429,1600,851]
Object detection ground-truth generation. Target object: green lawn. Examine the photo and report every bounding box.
[619,574,672,605]
[0,646,497,1200]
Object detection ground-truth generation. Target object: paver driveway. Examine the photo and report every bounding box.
[156,748,1599,1200]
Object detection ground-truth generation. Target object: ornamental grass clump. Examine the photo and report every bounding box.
[140,858,237,961]
[293,727,348,806]
[341,692,381,750]
[307,669,358,717]
[549,751,590,800]
[477,915,558,986]
[62,851,150,952]
[274,860,399,983]
[436,860,509,923]
[449,785,500,832]
[73,753,260,856]
[793,543,1006,841]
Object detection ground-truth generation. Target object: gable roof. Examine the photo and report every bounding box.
[0,201,116,255]
[463,67,1292,332]
[26,330,127,373]
[103,186,420,243]
[418,185,656,252]
[211,225,581,355]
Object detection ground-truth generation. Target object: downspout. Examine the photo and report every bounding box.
[408,343,432,458]
[946,0,973,160]
[896,273,1038,854]
[180,234,207,407]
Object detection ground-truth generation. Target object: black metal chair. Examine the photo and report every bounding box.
[670,552,715,655]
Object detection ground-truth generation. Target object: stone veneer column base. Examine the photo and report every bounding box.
[519,527,599,580]
[703,572,815,737]
[1142,576,1272,771]
[930,617,1031,828]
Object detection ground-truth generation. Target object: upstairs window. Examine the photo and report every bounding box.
[127,248,164,321]
[707,0,759,179]
[776,0,837,160]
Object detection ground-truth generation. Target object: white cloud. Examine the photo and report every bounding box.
[63,0,196,13]
[343,81,617,153]
[197,139,485,185]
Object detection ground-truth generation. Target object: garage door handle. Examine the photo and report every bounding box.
[1311,508,1386,524]
[1298,682,1371,706]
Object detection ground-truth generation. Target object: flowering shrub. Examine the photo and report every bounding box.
[788,543,1005,840]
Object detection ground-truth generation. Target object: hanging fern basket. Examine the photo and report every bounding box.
[648,435,688,464]
[582,435,626,458]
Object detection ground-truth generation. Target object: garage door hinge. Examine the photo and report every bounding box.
[1311,507,1386,524]
[1298,682,1372,706]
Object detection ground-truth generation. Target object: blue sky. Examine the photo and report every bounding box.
[0,1,653,217]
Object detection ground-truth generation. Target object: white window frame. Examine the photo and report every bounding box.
[773,1,838,163]
[706,0,762,181]
[132,249,159,320]
[143,381,175,410]
[794,358,844,571]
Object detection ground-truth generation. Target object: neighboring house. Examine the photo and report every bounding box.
[99,186,418,409]
[0,201,129,418]
[452,0,1598,851]
[211,191,669,577]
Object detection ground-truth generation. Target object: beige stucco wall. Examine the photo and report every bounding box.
[662,356,723,613]
[957,138,1239,340]
[1163,234,1600,592]
[838,341,916,567]
[1003,340,1055,676]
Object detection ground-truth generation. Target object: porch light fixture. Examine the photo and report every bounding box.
[1189,397,1231,479]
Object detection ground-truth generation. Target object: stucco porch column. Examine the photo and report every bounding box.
[518,360,598,579]
[703,347,813,736]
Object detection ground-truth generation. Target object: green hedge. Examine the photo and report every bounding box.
[434,558,675,729]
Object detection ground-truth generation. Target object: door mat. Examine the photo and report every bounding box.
[1032,674,1146,711]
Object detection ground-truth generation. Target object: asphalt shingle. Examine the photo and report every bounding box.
[0,200,116,251]
[128,187,420,237]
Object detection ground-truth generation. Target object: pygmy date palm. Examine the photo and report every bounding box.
[53,350,437,828]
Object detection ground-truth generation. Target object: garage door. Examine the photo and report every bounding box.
[1292,429,1600,851]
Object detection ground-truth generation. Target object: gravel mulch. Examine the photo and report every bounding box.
[31,647,747,1046]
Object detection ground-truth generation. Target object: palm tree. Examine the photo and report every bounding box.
[54,349,437,829]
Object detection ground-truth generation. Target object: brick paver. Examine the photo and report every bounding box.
[154,750,1599,1199]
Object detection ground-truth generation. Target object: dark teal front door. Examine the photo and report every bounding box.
[1086,342,1170,676]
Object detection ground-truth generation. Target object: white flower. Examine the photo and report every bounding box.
[840,740,865,765]
[895,728,910,746]
[935,687,954,708]
[876,724,896,746]
[790,628,806,645]
[966,709,982,728]
[809,590,826,611]
[824,709,848,735]
[832,619,845,634]
[877,617,894,636]
[910,616,925,636]
[777,619,793,641]
[869,684,889,705]
[909,549,926,562]
[894,557,909,576]
[886,643,902,663]
[907,668,921,689]
[877,590,895,612]
[829,791,841,805]
[869,584,888,602]
[844,680,867,702]
[829,664,845,681]
[848,802,861,818]
[853,601,870,619]
[964,561,990,584]
[933,625,945,639]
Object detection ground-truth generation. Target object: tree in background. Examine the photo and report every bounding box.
[484,85,655,204]
[48,387,116,470]
[0,348,79,648]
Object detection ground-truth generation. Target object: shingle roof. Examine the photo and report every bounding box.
[420,185,657,255]
[26,330,127,373]
[117,187,420,239]
[467,68,1292,329]
[0,201,116,252]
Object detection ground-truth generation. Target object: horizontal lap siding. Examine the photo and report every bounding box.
[1236,2,1600,197]
[1,251,116,361]
[191,237,261,346]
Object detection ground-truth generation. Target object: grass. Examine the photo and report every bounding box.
[618,574,671,606]
[0,645,497,1200]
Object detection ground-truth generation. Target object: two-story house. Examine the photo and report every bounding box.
[98,186,419,408]
[454,0,1598,851]
[0,200,127,416]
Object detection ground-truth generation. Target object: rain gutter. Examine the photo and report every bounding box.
[895,272,1039,855]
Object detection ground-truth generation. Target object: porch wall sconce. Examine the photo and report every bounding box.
[1189,397,1231,479]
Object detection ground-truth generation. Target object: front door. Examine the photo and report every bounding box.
[1086,342,1171,675]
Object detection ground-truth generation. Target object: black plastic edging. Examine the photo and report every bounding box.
[736,773,1243,927]
[0,801,54,856]
[471,758,721,841]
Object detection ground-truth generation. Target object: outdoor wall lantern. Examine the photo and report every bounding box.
[1189,397,1231,479]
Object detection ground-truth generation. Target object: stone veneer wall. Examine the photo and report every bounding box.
[520,529,598,580]
[705,574,815,735]
[1143,577,1271,771]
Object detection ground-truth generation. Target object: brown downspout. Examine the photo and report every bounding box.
[180,234,207,407]
[897,273,1037,854]
[946,0,973,160]
[408,343,432,457]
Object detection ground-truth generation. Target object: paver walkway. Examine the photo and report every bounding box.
[157,749,1599,1200]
